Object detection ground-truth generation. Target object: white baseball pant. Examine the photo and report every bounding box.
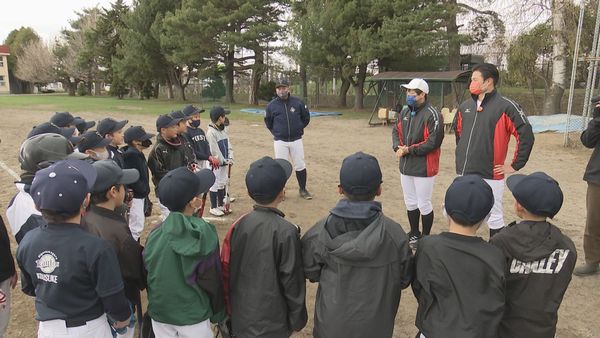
[483,178,505,230]
[38,314,112,338]
[151,318,212,338]
[0,278,11,337]
[209,166,228,192]
[400,174,435,215]
[128,198,145,241]
[274,139,306,171]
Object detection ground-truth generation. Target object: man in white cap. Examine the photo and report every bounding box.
[392,78,444,248]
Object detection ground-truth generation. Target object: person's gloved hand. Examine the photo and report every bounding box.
[209,156,220,169]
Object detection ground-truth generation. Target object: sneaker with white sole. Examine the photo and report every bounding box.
[219,206,232,214]
[209,208,225,217]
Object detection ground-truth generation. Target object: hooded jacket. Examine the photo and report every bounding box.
[581,117,600,184]
[301,200,414,338]
[144,212,225,326]
[392,102,444,177]
[490,221,577,338]
[265,95,310,142]
[148,135,195,190]
[413,232,506,338]
[453,90,534,180]
[221,206,307,338]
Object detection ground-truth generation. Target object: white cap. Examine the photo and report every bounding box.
[401,78,429,94]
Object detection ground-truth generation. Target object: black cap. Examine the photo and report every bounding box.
[339,152,382,195]
[158,167,216,212]
[209,106,231,122]
[30,159,97,214]
[91,159,139,193]
[445,175,494,225]
[28,122,82,145]
[275,79,290,88]
[50,112,84,128]
[78,131,112,153]
[182,105,205,117]
[74,117,95,134]
[592,96,600,104]
[169,110,191,121]
[507,172,563,218]
[156,114,182,132]
[97,118,128,136]
[124,126,155,144]
[246,157,292,203]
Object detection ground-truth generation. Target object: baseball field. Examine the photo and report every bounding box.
[0,95,598,337]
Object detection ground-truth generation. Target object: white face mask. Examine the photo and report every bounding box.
[91,150,109,161]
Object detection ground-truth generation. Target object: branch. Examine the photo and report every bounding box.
[457,2,500,20]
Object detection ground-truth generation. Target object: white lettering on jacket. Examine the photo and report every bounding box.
[509,249,570,275]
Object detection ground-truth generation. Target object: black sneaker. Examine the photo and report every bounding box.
[299,189,313,200]
[408,233,421,250]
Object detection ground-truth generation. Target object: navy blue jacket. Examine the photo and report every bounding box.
[184,126,211,161]
[122,145,150,199]
[265,95,310,142]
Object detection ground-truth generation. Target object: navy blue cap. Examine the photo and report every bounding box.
[445,175,494,226]
[156,114,182,132]
[97,118,128,137]
[246,157,292,203]
[592,96,600,104]
[124,126,155,144]
[209,106,231,122]
[30,159,97,214]
[170,110,191,121]
[507,172,563,218]
[339,152,382,195]
[74,117,95,134]
[182,105,205,117]
[276,79,290,88]
[158,167,215,211]
[92,159,139,193]
[50,112,84,128]
[78,130,112,153]
[28,122,81,145]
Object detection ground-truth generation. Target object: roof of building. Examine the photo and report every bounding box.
[0,45,10,55]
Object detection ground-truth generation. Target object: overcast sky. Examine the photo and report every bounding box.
[1,0,133,44]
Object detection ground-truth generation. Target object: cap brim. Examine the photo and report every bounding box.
[83,121,96,130]
[139,132,155,141]
[118,168,140,185]
[400,84,417,90]
[94,138,112,149]
[69,135,83,145]
[72,117,85,126]
[224,109,231,115]
[506,174,526,193]
[114,120,128,131]
[275,84,289,88]
[59,127,76,139]
[194,169,216,195]
[275,159,293,180]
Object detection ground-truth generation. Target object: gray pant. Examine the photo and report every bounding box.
[585,182,600,264]
[0,277,11,337]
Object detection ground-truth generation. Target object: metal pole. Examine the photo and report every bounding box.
[581,0,600,124]
[564,3,585,146]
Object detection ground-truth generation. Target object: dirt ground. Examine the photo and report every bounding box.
[0,108,598,338]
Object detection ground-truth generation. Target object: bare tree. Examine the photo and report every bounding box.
[542,0,568,115]
[15,40,56,91]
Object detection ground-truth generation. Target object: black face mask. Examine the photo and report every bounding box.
[141,139,153,148]
[190,120,201,128]
[218,123,225,131]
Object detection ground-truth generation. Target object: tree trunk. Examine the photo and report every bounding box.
[94,81,101,96]
[225,49,235,104]
[353,64,368,110]
[446,0,461,71]
[528,78,538,114]
[249,49,265,105]
[299,64,308,102]
[338,77,350,107]
[314,78,321,107]
[542,0,567,115]
[165,75,173,100]
[180,84,186,101]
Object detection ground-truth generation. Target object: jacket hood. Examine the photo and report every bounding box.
[163,212,215,257]
[321,200,391,264]
[501,220,565,262]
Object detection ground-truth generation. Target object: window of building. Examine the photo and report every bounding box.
[0,56,3,67]
[0,75,4,86]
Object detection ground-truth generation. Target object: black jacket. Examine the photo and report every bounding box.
[108,145,125,168]
[81,205,147,304]
[265,95,310,142]
[453,90,534,179]
[184,126,211,161]
[582,117,600,184]
[413,232,506,338]
[0,217,16,282]
[302,200,414,338]
[122,145,150,199]
[392,102,444,177]
[222,206,307,337]
[490,221,576,338]
[148,135,195,190]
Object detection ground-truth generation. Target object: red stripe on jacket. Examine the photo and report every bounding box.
[220,213,250,316]
[493,113,519,180]
[423,125,441,176]
[396,119,404,146]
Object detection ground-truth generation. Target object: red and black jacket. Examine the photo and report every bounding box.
[453,90,534,180]
[392,101,444,177]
